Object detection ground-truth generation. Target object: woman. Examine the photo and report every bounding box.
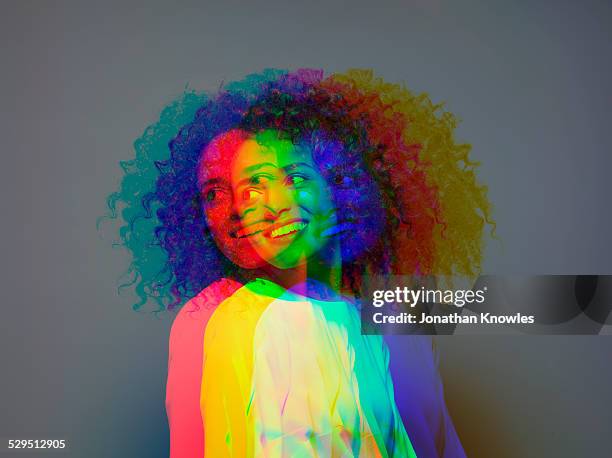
[199,127,414,456]
[194,71,413,455]
[106,68,491,457]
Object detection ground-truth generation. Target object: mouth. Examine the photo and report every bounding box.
[234,219,309,240]
[320,222,353,238]
[233,227,264,239]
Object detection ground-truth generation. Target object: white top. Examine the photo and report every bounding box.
[249,280,415,457]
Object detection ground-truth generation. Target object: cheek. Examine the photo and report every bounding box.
[300,182,336,215]
[204,203,231,230]
[203,205,234,252]
[295,189,317,209]
[204,209,266,269]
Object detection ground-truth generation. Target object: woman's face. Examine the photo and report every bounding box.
[197,130,267,269]
[198,128,386,272]
[230,131,338,269]
[309,138,386,262]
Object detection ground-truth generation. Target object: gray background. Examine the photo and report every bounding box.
[1,0,611,456]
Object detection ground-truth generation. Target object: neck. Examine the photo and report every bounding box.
[257,242,342,300]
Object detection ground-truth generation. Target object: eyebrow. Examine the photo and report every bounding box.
[282,162,316,173]
[243,162,277,173]
[200,177,229,188]
[242,162,316,174]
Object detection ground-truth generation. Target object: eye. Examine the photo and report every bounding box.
[250,173,272,185]
[332,174,353,187]
[205,189,217,202]
[242,188,263,201]
[286,174,308,186]
[202,187,227,204]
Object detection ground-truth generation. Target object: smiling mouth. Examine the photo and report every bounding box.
[234,219,309,239]
[234,228,263,239]
[268,221,308,239]
[320,222,353,238]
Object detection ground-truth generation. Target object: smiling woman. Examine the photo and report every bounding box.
[229,131,338,270]
[105,67,491,457]
[198,124,416,455]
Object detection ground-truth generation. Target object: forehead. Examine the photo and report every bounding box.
[197,130,250,183]
[233,136,314,173]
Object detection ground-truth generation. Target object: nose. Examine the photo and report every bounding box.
[229,209,241,222]
[263,181,292,220]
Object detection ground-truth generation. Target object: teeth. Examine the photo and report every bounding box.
[270,221,307,238]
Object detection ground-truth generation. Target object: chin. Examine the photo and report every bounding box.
[224,244,266,270]
[268,253,310,270]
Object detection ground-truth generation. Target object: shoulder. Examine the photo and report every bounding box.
[169,278,243,346]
